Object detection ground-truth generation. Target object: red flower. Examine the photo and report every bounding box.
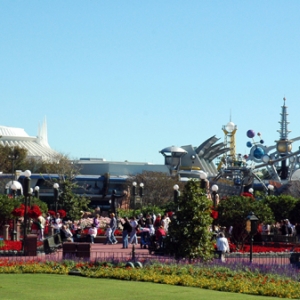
[28,205,42,219]
[57,209,66,218]
[11,204,30,217]
[241,192,254,198]
[210,210,218,220]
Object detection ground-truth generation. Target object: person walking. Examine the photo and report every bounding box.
[129,216,138,245]
[120,217,132,249]
[109,213,118,244]
[216,232,230,262]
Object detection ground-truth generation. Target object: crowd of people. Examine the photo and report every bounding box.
[102,212,171,249]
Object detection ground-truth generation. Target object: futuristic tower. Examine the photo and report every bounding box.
[246,97,300,182]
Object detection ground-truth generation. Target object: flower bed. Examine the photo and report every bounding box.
[0,239,44,256]
[0,259,299,298]
[227,242,300,253]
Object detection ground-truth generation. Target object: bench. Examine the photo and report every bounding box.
[43,234,62,254]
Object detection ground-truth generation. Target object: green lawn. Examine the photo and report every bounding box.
[0,274,283,300]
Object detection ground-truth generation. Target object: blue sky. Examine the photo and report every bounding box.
[1,1,300,164]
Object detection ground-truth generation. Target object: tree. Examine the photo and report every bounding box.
[165,180,214,261]
[127,171,183,207]
[0,195,20,227]
[217,195,274,248]
[261,194,299,223]
[0,145,28,174]
[35,153,90,220]
[58,178,90,221]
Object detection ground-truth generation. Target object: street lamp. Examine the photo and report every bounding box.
[211,184,219,208]
[34,186,40,198]
[53,183,59,213]
[132,182,137,210]
[11,182,18,198]
[173,184,180,211]
[200,171,208,189]
[246,211,259,263]
[268,184,274,196]
[29,188,33,208]
[23,170,31,240]
[139,183,144,206]
[131,181,144,211]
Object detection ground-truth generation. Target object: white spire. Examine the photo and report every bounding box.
[37,117,50,148]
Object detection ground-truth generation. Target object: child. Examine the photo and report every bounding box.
[104,225,113,244]
[88,224,98,244]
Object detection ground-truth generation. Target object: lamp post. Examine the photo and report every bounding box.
[111,189,117,215]
[267,184,274,196]
[132,181,144,212]
[211,184,219,208]
[139,183,144,206]
[34,186,40,198]
[246,212,259,263]
[132,182,137,211]
[53,183,59,213]
[173,184,180,211]
[23,170,31,240]
[200,171,208,189]
[10,182,18,241]
[28,188,33,208]
[11,182,18,198]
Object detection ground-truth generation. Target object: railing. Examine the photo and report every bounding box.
[0,249,298,267]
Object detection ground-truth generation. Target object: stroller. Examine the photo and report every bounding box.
[148,235,166,255]
[140,228,151,249]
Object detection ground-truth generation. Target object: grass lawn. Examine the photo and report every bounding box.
[0,274,283,300]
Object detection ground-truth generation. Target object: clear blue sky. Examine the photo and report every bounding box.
[1,1,300,164]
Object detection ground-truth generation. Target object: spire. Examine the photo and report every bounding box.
[37,117,50,148]
[277,97,291,140]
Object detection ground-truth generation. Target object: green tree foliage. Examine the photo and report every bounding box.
[217,196,274,248]
[128,171,183,207]
[0,195,20,227]
[165,180,214,261]
[0,145,28,174]
[261,194,299,223]
[58,178,90,221]
[38,154,90,220]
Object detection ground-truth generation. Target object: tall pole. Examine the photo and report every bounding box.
[23,170,31,243]
[139,183,144,207]
[132,182,137,212]
[53,183,59,214]
[173,184,180,211]
[250,233,254,263]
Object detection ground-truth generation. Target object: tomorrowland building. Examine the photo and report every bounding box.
[0,119,229,178]
[0,119,58,161]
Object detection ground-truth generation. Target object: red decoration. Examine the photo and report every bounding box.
[241,192,254,198]
[11,204,30,217]
[48,210,56,216]
[57,209,66,218]
[28,205,42,219]
[210,210,218,220]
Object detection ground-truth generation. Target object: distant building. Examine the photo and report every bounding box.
[0,119,58,160]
